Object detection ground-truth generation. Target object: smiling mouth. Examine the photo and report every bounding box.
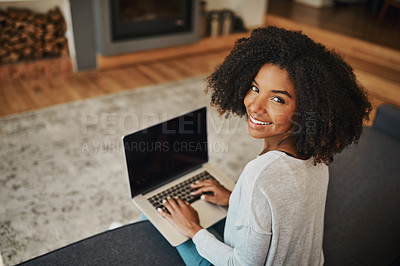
[249,115,272,125]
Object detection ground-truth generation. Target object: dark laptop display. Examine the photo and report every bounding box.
[123,107,208,197]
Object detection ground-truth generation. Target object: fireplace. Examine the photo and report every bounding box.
[93,0,199,56]
[111,0,193,41]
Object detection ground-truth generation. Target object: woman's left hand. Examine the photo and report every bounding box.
[158,197,203,238]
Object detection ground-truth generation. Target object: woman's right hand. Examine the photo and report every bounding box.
[190,179,231,206]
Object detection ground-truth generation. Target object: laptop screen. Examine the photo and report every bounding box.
[123,107,208,197]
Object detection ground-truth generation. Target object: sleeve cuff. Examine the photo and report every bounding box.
[192,228,216,245]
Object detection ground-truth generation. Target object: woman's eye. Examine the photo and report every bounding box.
[272,96,285,104]
[251,86,259,93]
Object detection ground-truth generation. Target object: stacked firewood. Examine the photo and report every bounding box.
[0,7,68,65]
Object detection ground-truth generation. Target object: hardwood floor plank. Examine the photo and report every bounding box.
[0,82,37,115]
[123,66,156,88]
[18,78,77,109]
[102,67,147,89]
[47,75,82,102]
[163,60,202,77]
[63,74,104,99]
[345,56,400,84]
[18,80,53,109]
[265,14,400,72]
[82,71,125,94]
[355,69,400,107]
[0,89,9,115]
[151,61,190,81]
[134,64,171,84]
[268,0,400,51]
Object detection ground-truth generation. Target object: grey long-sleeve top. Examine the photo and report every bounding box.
[192,150,329,265]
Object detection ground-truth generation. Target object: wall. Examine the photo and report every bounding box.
[206,0,268,28]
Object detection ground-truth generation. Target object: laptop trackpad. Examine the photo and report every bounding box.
[191,200,227,229]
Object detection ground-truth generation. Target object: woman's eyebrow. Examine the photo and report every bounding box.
[252,80,292,99]
[272,90,292,99]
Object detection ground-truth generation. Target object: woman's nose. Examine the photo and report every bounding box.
[249,95,267,114]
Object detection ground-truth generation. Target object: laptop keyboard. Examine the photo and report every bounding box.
[148,171,216,211]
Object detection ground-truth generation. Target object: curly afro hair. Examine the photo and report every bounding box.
[206,26,372,165]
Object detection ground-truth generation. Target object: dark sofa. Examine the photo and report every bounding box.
[324,104,400,266]
[19,105,400,266]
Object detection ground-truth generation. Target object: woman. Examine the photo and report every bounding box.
[158,26,371,265]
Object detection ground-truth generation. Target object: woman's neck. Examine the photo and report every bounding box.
[260,135,297,157]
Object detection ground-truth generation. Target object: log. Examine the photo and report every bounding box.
[48,7,63,22]
[23,47,32,57]
[24,24,36,34]
[8,52,19,63]
[7,7,31,21]
[46,23,55,32]
[33,14,46,26]
[9,35,19,43]
[0,13,6,23]
[0,48,7,57]
[15,20,27,29]
[44,33,55,42]
[14,43,25,50]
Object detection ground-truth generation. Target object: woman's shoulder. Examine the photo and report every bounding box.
[246,150,328,187]
[251,150,315,171]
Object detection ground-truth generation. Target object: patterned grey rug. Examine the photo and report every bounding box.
[0,76,262,265]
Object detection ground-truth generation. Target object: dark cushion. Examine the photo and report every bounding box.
[373,104,400,141]
[324,127,400,266]
[18,221,184,266]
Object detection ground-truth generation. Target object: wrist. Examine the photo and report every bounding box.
[187,224,203,238]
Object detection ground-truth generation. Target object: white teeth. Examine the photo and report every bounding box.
[250,116,271,125]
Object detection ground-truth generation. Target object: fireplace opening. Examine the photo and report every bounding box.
[94,0,199,56]
[110,0,192,41]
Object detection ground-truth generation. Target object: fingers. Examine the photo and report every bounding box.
[191,180,219,196]
[191,179,218,189]
[199,193,218,204]
[191,186,215,196]
[157,206,170,218]
[163,196,178,209]
[159,196,189,217]
[175,197,187,206]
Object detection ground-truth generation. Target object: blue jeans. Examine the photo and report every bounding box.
[176,218,225,266]
[137,214,225,266]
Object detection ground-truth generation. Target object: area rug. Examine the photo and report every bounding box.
[0,76,262,265]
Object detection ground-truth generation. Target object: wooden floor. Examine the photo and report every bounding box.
[0,49,231,116]
[268,0,400,51]
[1,15,399,126]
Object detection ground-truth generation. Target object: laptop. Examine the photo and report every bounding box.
[123,107,235,246]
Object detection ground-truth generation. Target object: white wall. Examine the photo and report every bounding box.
[206,0,268,28]
[0,0,76,69]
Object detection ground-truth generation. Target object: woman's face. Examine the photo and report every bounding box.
[244,64,297,140]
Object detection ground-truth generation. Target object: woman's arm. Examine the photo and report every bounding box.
[193,225,271,265]
[159,197,271,266]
